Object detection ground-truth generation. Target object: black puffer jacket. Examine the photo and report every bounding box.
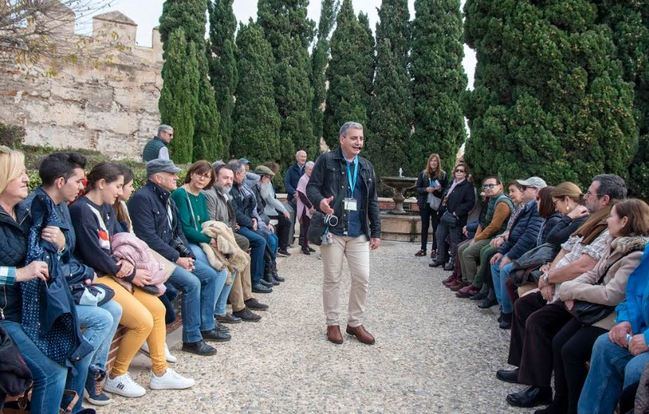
[0,206,30,322]
[307,148,380,239]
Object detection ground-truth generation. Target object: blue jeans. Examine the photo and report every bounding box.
[260,231,278,260]
[167,259,219,343]
[188,244,230,317]
[70,302,119,411]
[491,260,514,314]
[578,333,649,413]
[238,227,267,284]
[0,320,67,414]
[88,300,122,370]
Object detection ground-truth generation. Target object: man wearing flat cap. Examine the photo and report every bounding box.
[128,159,223,356]
[254,165,293,256]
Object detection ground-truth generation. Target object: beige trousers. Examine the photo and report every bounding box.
[228,261,253,311]
[321,234,369,327]
[229,232,253,311]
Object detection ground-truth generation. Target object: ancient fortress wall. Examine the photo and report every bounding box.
[0,7,163,159]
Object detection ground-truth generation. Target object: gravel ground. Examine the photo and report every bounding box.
[100,241,530,413]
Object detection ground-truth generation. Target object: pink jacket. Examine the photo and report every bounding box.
[111,232,167,295]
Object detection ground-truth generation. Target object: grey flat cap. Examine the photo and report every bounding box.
[254,165,275,177]
[146,159,181,176]
[517,176,547,189]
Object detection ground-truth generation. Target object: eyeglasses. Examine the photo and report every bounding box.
[482,184,497,189]
[455,169,465,173]
[585,191,602,198]
[194,172,212,180]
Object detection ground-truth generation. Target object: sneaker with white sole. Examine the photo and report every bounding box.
[140,342,177,363]
[103,373,146,398]
[149,368,195,390]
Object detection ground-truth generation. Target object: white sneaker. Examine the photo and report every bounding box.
[140,342,177,363]
[149,368,195,390]
[103,373,146,398]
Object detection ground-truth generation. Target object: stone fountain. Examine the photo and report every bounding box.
[381,168,417,215]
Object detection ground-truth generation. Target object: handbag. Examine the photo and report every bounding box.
[440,210,458,226]
[427,193,441,210]
[569,301,614,325]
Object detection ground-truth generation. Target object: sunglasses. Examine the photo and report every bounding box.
[455,169,465,173]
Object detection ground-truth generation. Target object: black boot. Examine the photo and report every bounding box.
[499,312,512,329]
[271,260,285,283]
[478,288,497,308]
[263,260,279,286]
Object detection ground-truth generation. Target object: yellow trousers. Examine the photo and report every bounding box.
[98,277,167,376]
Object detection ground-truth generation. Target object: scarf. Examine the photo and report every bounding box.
[573,205,613,246]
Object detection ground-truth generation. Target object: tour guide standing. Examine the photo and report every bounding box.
[142,124,174,162]
[307,121,381,345]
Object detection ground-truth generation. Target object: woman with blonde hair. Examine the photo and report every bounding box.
[414,153,448,258]
[0,146,68,413]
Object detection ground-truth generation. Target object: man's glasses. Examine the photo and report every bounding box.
[585,190,602,198]
[482,184,497,189]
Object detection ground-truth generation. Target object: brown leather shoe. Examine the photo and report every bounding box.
[346,325,375,345]
[450,281,468,291]
[456,285,480,298]
[326,325,343,344]
[442,274,457,286]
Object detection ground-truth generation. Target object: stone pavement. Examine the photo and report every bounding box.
[100,241,529,413]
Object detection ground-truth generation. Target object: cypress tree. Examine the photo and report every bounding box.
[410,0,466,174]
[258,0,316,164]
[323,0,374,148]
[208,0,238,158]
[463,1,637,186]
[159,0,222,162]
[595,1,649,198]
[159,29,199,164]
[310,0,338,148]
[231,21,281,164]
[367,0,412,178]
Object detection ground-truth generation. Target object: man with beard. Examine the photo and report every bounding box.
[203,163,267,322]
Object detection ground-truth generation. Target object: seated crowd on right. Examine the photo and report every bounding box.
[0,132,316,413]
[417,152,649,414]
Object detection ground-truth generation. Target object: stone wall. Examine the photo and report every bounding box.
[0,7,163,159]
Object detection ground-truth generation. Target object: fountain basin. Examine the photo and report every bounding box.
[381,176,417,215]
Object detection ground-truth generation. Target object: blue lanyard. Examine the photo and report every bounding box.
[346,157,359,196]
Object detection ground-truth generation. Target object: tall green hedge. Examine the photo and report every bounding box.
[463,0,637,187]
[323,0,374,148]
[410,0,466,175]
[231,21,281,164]
[367,0,412,178]
[158,29,198,164]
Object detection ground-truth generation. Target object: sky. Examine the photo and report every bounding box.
[80,0,476,88]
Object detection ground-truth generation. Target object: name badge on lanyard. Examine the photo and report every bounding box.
[344,157,359,211]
